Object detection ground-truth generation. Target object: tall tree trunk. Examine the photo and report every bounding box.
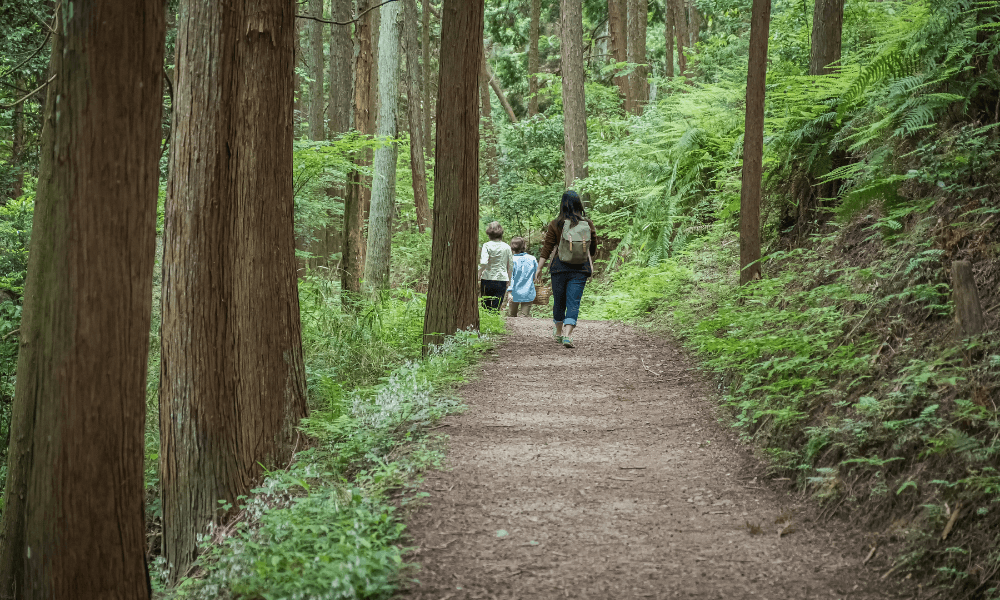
[626,0,648,114]
[363,5,381,220]
[0,2,164,597]
[365,0,401,291]
[160,0,308,576]
[308,0,325,139]
[664,0,675,77]
[528,0,541,116]
[739,0,771,285]
[561,0,588,188]
[344,0,376,295]
[480,59,498,185]
[608,0,630,105]
[809,0,844,75]
[329,0,353,134]
[484,60,519,123]
[294,18,304,136]
[690,0,701,45]
[423,0,484,350]
[422,0,433,157]
[672,0,688,77]
[405,0,430,232]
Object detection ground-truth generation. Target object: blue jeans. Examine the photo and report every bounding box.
[551,271,588,326]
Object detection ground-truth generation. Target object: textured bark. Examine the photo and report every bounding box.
[528,0,541,116]
[608,0,630,105]
[809,0,844,75]
[308,0,325,139]
[664,0,675,77]
[423,0,483,350]
[672,0,688,77]
[561,0,589,188]
[626,0,648,114]
[484,60,519,123]
[952,261,985,339]
[405,0,430,231]
[690,0,701,45]
[343,0,376,295]
[480,59,498,185]
[364,0,401,291]
[739,0,771,285]
[329,0,353,133]
[161,0,308,576]
[0,2,164,597]
[422,0,433,157]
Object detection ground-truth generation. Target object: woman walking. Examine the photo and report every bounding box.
[536,191,597,348]
[478,221,514,311]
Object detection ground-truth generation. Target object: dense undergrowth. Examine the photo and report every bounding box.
[559,0,1000,594]
[150,282,504,598]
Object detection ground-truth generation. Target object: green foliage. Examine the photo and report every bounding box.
[0,190,34,295]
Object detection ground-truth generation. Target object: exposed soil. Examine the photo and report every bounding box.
[399,318,919,600]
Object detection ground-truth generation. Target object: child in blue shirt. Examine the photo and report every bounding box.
[506,237,537,317]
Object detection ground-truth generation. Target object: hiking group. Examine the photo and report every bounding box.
[478,190,597,349]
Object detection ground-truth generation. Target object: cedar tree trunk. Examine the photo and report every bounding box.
[561,0,589,188]
[626,0,648,114]
[423,0,484,350]
[528,0,541,116]
[308,0,325,139]
[608,0,630,105]
[343,0,376,295]
[160,0,308,576]
[0,2,164,597]
[665,1,675,77]
[672,0,688,76]
[739,0,771,284]
[480,58,499,185]
[364,0,402,291]
[422,0,433,157]
[405,0,431,231]
[809,0,844,75]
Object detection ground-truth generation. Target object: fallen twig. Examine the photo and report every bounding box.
[941,502,962,541]
[640,356,663,377]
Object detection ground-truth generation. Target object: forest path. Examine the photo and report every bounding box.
[399,319,904,600]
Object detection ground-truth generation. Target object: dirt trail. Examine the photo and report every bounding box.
[400,319,911,600]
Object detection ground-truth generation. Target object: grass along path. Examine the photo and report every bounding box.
[398,318,916,600]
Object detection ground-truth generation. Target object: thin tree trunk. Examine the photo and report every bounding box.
[405,0,430,231]
[608,0,630,105]
[422,0,433,157]
[561,0,588,188]
[809,0,844,75]
[308,0,325,139]
[528,0,541,116]
[9,78,25,201]
[364,0,401,291]
[739,0,771,285]
[484,60,519,123]
[0,2,164,597]
[480,59,498,185]
[160,0,308,576]
[294,18,303,135]
[626,0,648,114]
[363,5,381,220]
[690,0,701,45]
[344,0,376,295]
[672,0,688,77]
[664,0,675,77]
[423,0,483,350]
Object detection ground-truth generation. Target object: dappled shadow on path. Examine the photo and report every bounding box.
[398,319,912,600]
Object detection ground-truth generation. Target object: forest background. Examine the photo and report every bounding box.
[1,0,1000,597]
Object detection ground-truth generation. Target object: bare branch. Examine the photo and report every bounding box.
[0,74,57,110]
[297,0,400,26]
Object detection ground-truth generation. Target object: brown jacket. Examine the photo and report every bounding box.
[540,217,597,275]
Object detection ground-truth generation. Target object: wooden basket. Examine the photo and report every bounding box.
[531,285,552,306]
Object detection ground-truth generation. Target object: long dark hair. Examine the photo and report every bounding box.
[557,190,585,226]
